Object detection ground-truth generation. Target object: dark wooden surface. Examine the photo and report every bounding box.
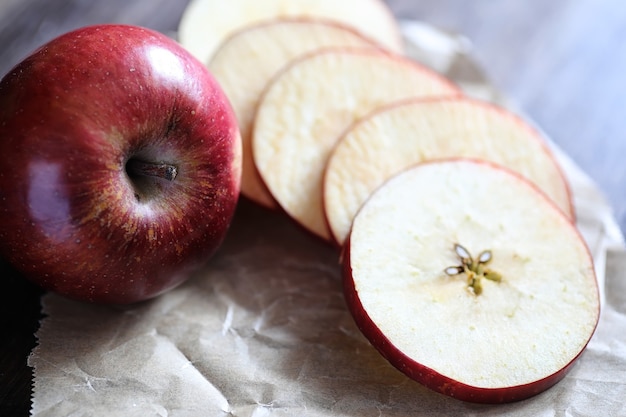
[1,0,624,415]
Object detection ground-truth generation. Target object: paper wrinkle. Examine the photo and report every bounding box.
[28,21,626,416]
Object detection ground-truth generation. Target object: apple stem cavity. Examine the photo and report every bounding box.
[444,243,502,295]
[126,158,178,182]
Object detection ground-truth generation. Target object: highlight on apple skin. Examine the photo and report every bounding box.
[0,24,242,304]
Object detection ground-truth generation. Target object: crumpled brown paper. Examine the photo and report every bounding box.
[28,21,626,416]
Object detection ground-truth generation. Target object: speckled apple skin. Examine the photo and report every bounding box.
[0,24,241,304]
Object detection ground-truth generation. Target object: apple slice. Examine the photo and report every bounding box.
[343,159,600,403]
[324,97,574,246]
[209,19,380,209]
[252,48,460,241]
[178,0,403,66]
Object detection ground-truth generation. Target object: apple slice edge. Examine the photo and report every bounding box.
[341,158,600,403]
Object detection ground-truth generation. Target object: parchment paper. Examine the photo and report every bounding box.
[28,21,626,416]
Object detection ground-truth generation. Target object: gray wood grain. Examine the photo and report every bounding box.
[0,0,624,237]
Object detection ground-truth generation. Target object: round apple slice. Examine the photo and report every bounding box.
[209,19,380,209]
[343,159,600,403]
[178,0,403,66]
[324,97,574,246]
[252,48,460,241]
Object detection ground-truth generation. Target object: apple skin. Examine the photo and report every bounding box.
[0,24,242,304]
[341,238,591,403]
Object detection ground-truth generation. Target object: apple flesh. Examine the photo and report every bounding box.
[252,48,460,241]
[324,96,574,246]
[0,24,242,304]
[343,159,599,403]
[208,18,379,209]
[178,0,404,66]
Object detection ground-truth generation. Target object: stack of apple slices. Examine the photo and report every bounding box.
[324,96,575,246]
[178,0,600,404]
[251,48,459,240]
[178,0,404,67]
[207,19,383,209]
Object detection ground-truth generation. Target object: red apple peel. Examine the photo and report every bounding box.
[0,24,242,304]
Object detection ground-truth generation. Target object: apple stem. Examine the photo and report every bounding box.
[444,243,502,295]
[126,159,178,182]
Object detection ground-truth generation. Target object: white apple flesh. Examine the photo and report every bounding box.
[343,159,599,403]
[209,18,379,209]
[252,48,460,241]
[324,97,574,246]
[178,0,404,66]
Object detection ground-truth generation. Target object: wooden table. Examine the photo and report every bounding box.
[1,0,624,415]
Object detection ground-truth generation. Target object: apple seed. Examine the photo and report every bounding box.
[444,243,502,295]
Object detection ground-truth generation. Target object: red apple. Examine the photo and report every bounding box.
[0,24,242,304]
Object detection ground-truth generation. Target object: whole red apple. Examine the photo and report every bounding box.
[0,24,241,304]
